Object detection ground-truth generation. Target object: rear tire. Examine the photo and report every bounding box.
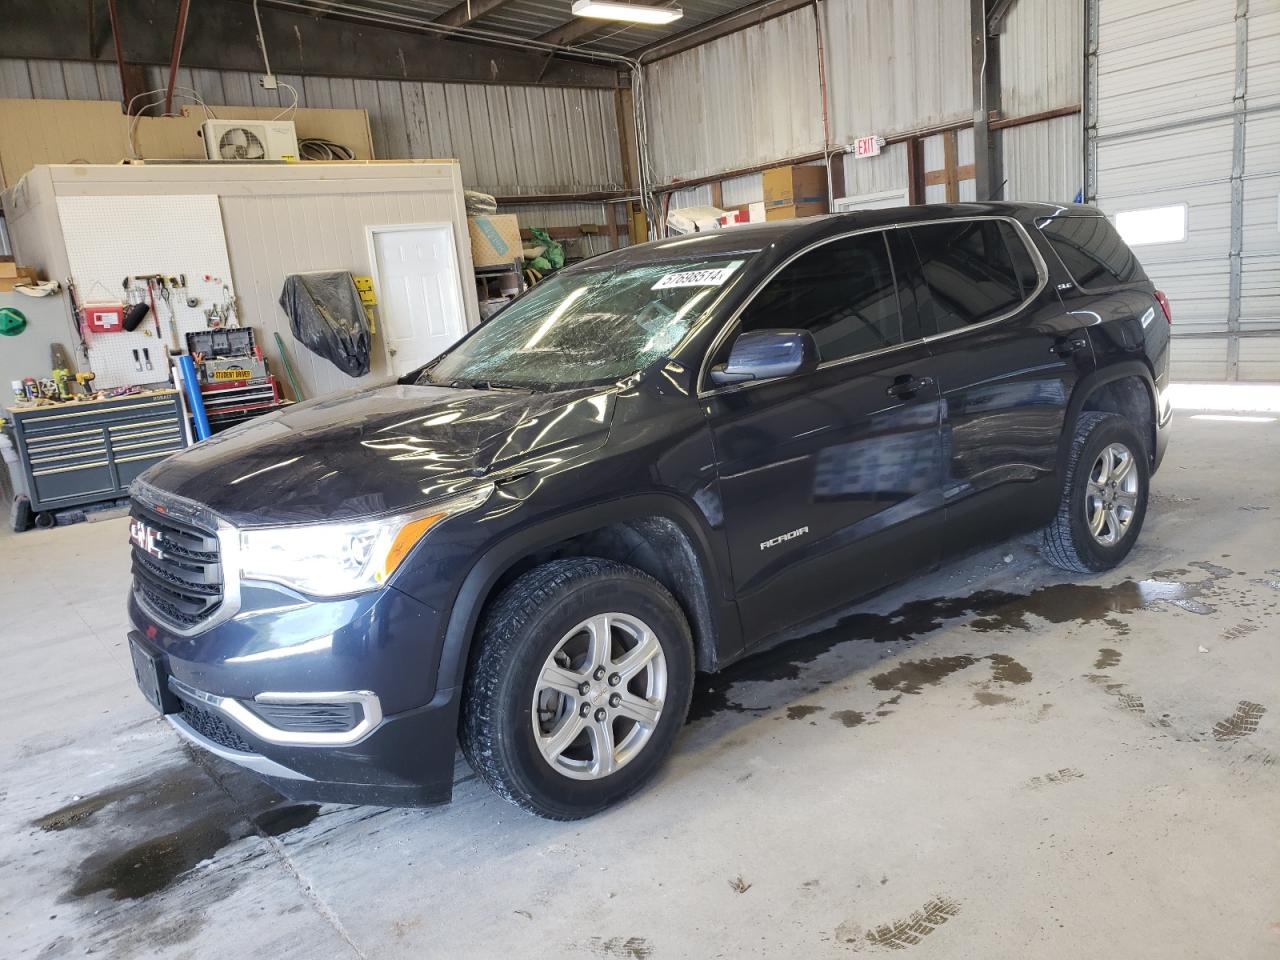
[460,558,694,820]
[1041,411,1149,573]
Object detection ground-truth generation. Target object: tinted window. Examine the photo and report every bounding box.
[909,220,1039,335]
[1037,215,1147,289]
[736,232,902,363]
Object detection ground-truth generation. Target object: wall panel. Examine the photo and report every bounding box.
[643,8,824,184]
[824,0,972,145]
[1002,114,1082,203]
[1000,0,1084,115]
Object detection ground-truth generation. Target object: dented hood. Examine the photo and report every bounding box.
[140,383,616,526]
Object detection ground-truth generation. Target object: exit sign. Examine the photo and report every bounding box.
[854,135,883,159]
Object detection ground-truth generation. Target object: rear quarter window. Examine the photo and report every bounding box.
[1037,216,1148,290]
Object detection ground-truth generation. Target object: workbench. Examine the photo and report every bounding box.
[5,390,188,518]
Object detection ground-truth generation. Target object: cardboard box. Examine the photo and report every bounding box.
[765,202,830,222]
[467,214,522,268]
[0,266,37,291]
[762,164,829,221]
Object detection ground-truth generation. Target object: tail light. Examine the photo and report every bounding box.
[1154,290,1173,324]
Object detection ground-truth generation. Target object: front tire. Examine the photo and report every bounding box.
[1041,411,1150,573]
[460,558,695,820]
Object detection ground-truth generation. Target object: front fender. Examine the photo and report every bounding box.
[433,492,742,700]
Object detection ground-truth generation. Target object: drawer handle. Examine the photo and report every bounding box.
[110,427,179,442]
[112,438,182,453]
[30,448,110,465]
[32,459,110,477]
[25,427,103,443]
[115,449,180,465]
[25,437,104,454]
[109,418,177,432]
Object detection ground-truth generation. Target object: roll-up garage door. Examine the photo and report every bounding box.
[1086,0,1280,381]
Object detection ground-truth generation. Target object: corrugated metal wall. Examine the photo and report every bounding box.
[0,58,625,197]
[1002,115,1082,203]
[823,0,972,145]
[1000,0,1083,116]
[840,144,910,201]
[642,0,1083,211]
[643,8,825,184]
[999,0,1084,203]
[642,0,976,186]
[1089,0,1277,381]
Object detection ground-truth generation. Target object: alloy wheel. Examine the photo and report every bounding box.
[1085,441,1140,546]
[531,613,667,781]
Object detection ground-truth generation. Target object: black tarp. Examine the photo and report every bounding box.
[279,272,371,377]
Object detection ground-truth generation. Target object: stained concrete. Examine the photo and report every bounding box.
[2,404,1278,958]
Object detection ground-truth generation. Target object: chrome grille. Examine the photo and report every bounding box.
[130,502,224,629]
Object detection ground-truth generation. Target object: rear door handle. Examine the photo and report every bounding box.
[886,375,934,398]
[1053,337,1089,356]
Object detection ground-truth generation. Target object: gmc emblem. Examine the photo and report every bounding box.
[129,519,166,560]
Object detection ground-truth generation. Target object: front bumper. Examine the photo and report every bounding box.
[128,582,464,806]
[164,680,462,806]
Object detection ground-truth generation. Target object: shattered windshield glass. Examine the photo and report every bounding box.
[419,257,748,389]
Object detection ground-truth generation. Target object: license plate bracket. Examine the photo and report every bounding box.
[129,634,177,714]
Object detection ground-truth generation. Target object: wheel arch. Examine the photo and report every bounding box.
[1062,361,1158,471]
[435,494,738,703]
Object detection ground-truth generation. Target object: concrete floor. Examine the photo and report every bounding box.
[3,401,1278,959]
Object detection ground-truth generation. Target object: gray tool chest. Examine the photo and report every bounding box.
[7,391,187,514]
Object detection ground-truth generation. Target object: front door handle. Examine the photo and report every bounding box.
[1052,337,1089,356]
[886,375,934,399]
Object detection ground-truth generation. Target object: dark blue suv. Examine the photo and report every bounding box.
[127,203,1172,819]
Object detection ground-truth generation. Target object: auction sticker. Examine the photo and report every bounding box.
[652,261,743,290]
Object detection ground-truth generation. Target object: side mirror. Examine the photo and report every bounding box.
[709,329,819,386]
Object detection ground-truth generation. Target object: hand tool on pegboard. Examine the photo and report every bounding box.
[179,274,199,308]
[158,278,182,352]
[141,277,162,339]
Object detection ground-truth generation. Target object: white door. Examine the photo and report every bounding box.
[370,224,467,377]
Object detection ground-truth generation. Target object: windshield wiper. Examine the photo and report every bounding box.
[449,378,532,392]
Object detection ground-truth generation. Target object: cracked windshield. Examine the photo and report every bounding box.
[420,258,747,389]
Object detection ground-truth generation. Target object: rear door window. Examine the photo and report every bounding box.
[907,220,1041,336]
[1037,215,1147,289]
[735,231,906,363]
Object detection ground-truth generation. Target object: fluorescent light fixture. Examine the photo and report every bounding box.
[571,0,683,24]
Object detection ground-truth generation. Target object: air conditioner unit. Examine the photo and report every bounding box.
[201,119,299,161]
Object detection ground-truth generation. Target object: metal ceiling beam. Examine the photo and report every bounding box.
[537,15,612,48]
[105,0,149,113]
[162,0,192,115]
[1,0,622,89]
[435,0,519,29]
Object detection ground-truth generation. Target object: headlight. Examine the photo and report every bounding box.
[238,485,493,597]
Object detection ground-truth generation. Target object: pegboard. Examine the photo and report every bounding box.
[56,195,240,389]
